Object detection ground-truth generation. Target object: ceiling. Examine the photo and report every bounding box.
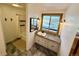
[4,3,26,9]
[28,3,70,11]
[1,3,70,11]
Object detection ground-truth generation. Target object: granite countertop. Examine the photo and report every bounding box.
[35,31,61,44]
[45,34,61,43]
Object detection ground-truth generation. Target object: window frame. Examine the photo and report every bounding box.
[41,13,63,35]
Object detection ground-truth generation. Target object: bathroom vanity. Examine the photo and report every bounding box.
[34,31,61,55]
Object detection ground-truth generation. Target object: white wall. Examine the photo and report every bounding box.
[0,5,6,55]
[26,4,67,50]
[0,4,25,43]
[26,4,36,50]
[59,4,79,56]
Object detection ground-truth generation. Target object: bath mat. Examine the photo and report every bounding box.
[13,39,26,53]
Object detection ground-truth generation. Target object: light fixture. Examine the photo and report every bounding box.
[12,4,22,7]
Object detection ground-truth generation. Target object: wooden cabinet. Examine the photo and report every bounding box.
[69,36,79,56]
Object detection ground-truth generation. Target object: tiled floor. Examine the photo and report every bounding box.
[13,39,26,53]
[27,44,47,56]
[6,42,27,56]
[6,39,56,56]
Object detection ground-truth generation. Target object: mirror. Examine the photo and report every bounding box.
[30,17,39,32]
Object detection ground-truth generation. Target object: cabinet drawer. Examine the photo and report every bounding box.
[35,35,60,53]
[48,40,59,47]
[35,36,48,47]
[48,44,59,53]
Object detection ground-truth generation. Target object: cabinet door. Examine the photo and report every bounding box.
[47,40,59,53]
[69,38,79,56]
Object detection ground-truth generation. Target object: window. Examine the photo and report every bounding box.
[41,14,62,34]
